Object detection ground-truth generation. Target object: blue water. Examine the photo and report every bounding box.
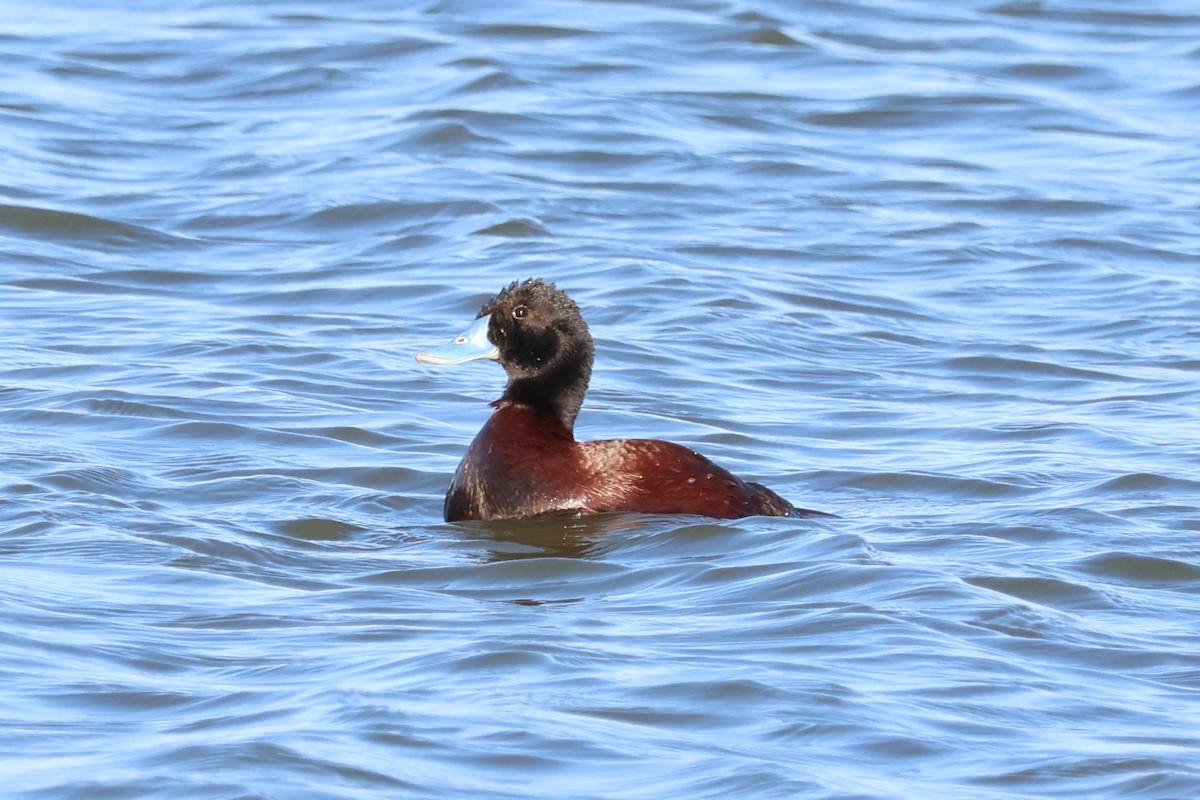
[3,1,1200,797]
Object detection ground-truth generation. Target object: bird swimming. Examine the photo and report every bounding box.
[416,279,827,522]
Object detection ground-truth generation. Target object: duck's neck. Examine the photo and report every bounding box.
[499,350,592,434]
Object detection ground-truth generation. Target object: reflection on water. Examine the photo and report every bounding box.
[461,512,794,563]
[468,513,650,561]
[2,0,1200,797]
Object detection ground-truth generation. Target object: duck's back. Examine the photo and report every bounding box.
[577,438,802,519]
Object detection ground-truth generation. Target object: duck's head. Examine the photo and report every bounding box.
[417,279,594,429]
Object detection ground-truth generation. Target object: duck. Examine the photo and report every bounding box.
[416,278,827,522]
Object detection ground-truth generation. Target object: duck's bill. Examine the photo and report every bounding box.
[415,315,498,365]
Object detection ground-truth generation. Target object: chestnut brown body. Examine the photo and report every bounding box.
[445,402,802,521]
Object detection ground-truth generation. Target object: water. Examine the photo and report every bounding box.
[3,0,1199,797]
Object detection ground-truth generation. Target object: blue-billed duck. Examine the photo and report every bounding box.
[417,279,826,522]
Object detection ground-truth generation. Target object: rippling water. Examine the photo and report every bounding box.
[3,0,1200,797]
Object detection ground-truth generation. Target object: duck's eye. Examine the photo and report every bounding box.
[512,305,528,319]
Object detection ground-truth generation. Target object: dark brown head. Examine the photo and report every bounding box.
[417,279,595,430]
